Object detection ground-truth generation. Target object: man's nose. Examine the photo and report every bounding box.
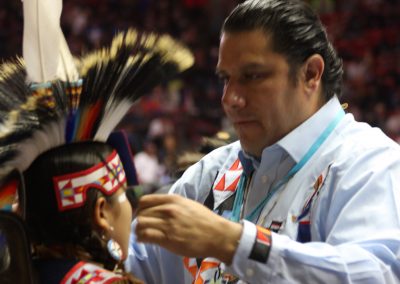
[221,81,245,109]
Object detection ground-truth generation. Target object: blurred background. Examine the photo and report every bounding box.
[1,0,400,185]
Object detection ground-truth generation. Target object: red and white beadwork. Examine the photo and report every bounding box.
[53,150,126,211]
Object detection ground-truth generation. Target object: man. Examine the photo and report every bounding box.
[126,0,400,283]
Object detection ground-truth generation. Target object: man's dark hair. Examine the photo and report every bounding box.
[222,0,343,101]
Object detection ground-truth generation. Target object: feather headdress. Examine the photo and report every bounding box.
[0,0,194,195]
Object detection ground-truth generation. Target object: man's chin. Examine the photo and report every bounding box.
[239,140,262,158]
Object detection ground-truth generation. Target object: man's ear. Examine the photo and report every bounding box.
[302,54,324,96]
[94,196,111,231]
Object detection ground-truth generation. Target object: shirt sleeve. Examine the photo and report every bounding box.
[227,147,400,284]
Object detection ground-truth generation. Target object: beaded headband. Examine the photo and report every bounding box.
[53,150,126,211]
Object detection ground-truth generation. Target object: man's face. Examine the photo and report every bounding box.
[217,30,317,157]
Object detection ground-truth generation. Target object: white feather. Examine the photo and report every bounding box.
[94,99,133,141]
[22,0,78,83]
[58,33,79,81]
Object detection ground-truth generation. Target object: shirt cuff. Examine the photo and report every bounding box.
[226,220,273,281]
[234,219,257,260]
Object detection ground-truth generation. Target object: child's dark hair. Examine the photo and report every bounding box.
[24,141,118,269]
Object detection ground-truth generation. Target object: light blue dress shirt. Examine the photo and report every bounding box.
[126,96,400,283]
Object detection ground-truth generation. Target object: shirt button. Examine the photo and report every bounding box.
[246,268,254,277]
[261,175,268,184]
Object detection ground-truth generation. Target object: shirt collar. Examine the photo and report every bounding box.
[277,96,343,163]
[239,150,256,176]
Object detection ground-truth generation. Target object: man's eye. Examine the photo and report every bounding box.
[242,72,267,81]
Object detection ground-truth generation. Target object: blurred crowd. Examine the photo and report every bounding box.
[1,0,400,184]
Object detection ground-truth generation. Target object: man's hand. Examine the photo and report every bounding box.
[135,194,243,264]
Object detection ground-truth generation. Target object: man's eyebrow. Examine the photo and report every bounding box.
[241,62,268,70]
[215,63,270,75]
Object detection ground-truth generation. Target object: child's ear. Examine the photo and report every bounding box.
[93,196,112,231]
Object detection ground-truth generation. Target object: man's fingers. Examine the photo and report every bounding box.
[137,193,181,211]
[135,227,168,244]
[136,216,170,244]
[136,216,167,230]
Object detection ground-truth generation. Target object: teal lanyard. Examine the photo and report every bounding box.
[230,109,345,223]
